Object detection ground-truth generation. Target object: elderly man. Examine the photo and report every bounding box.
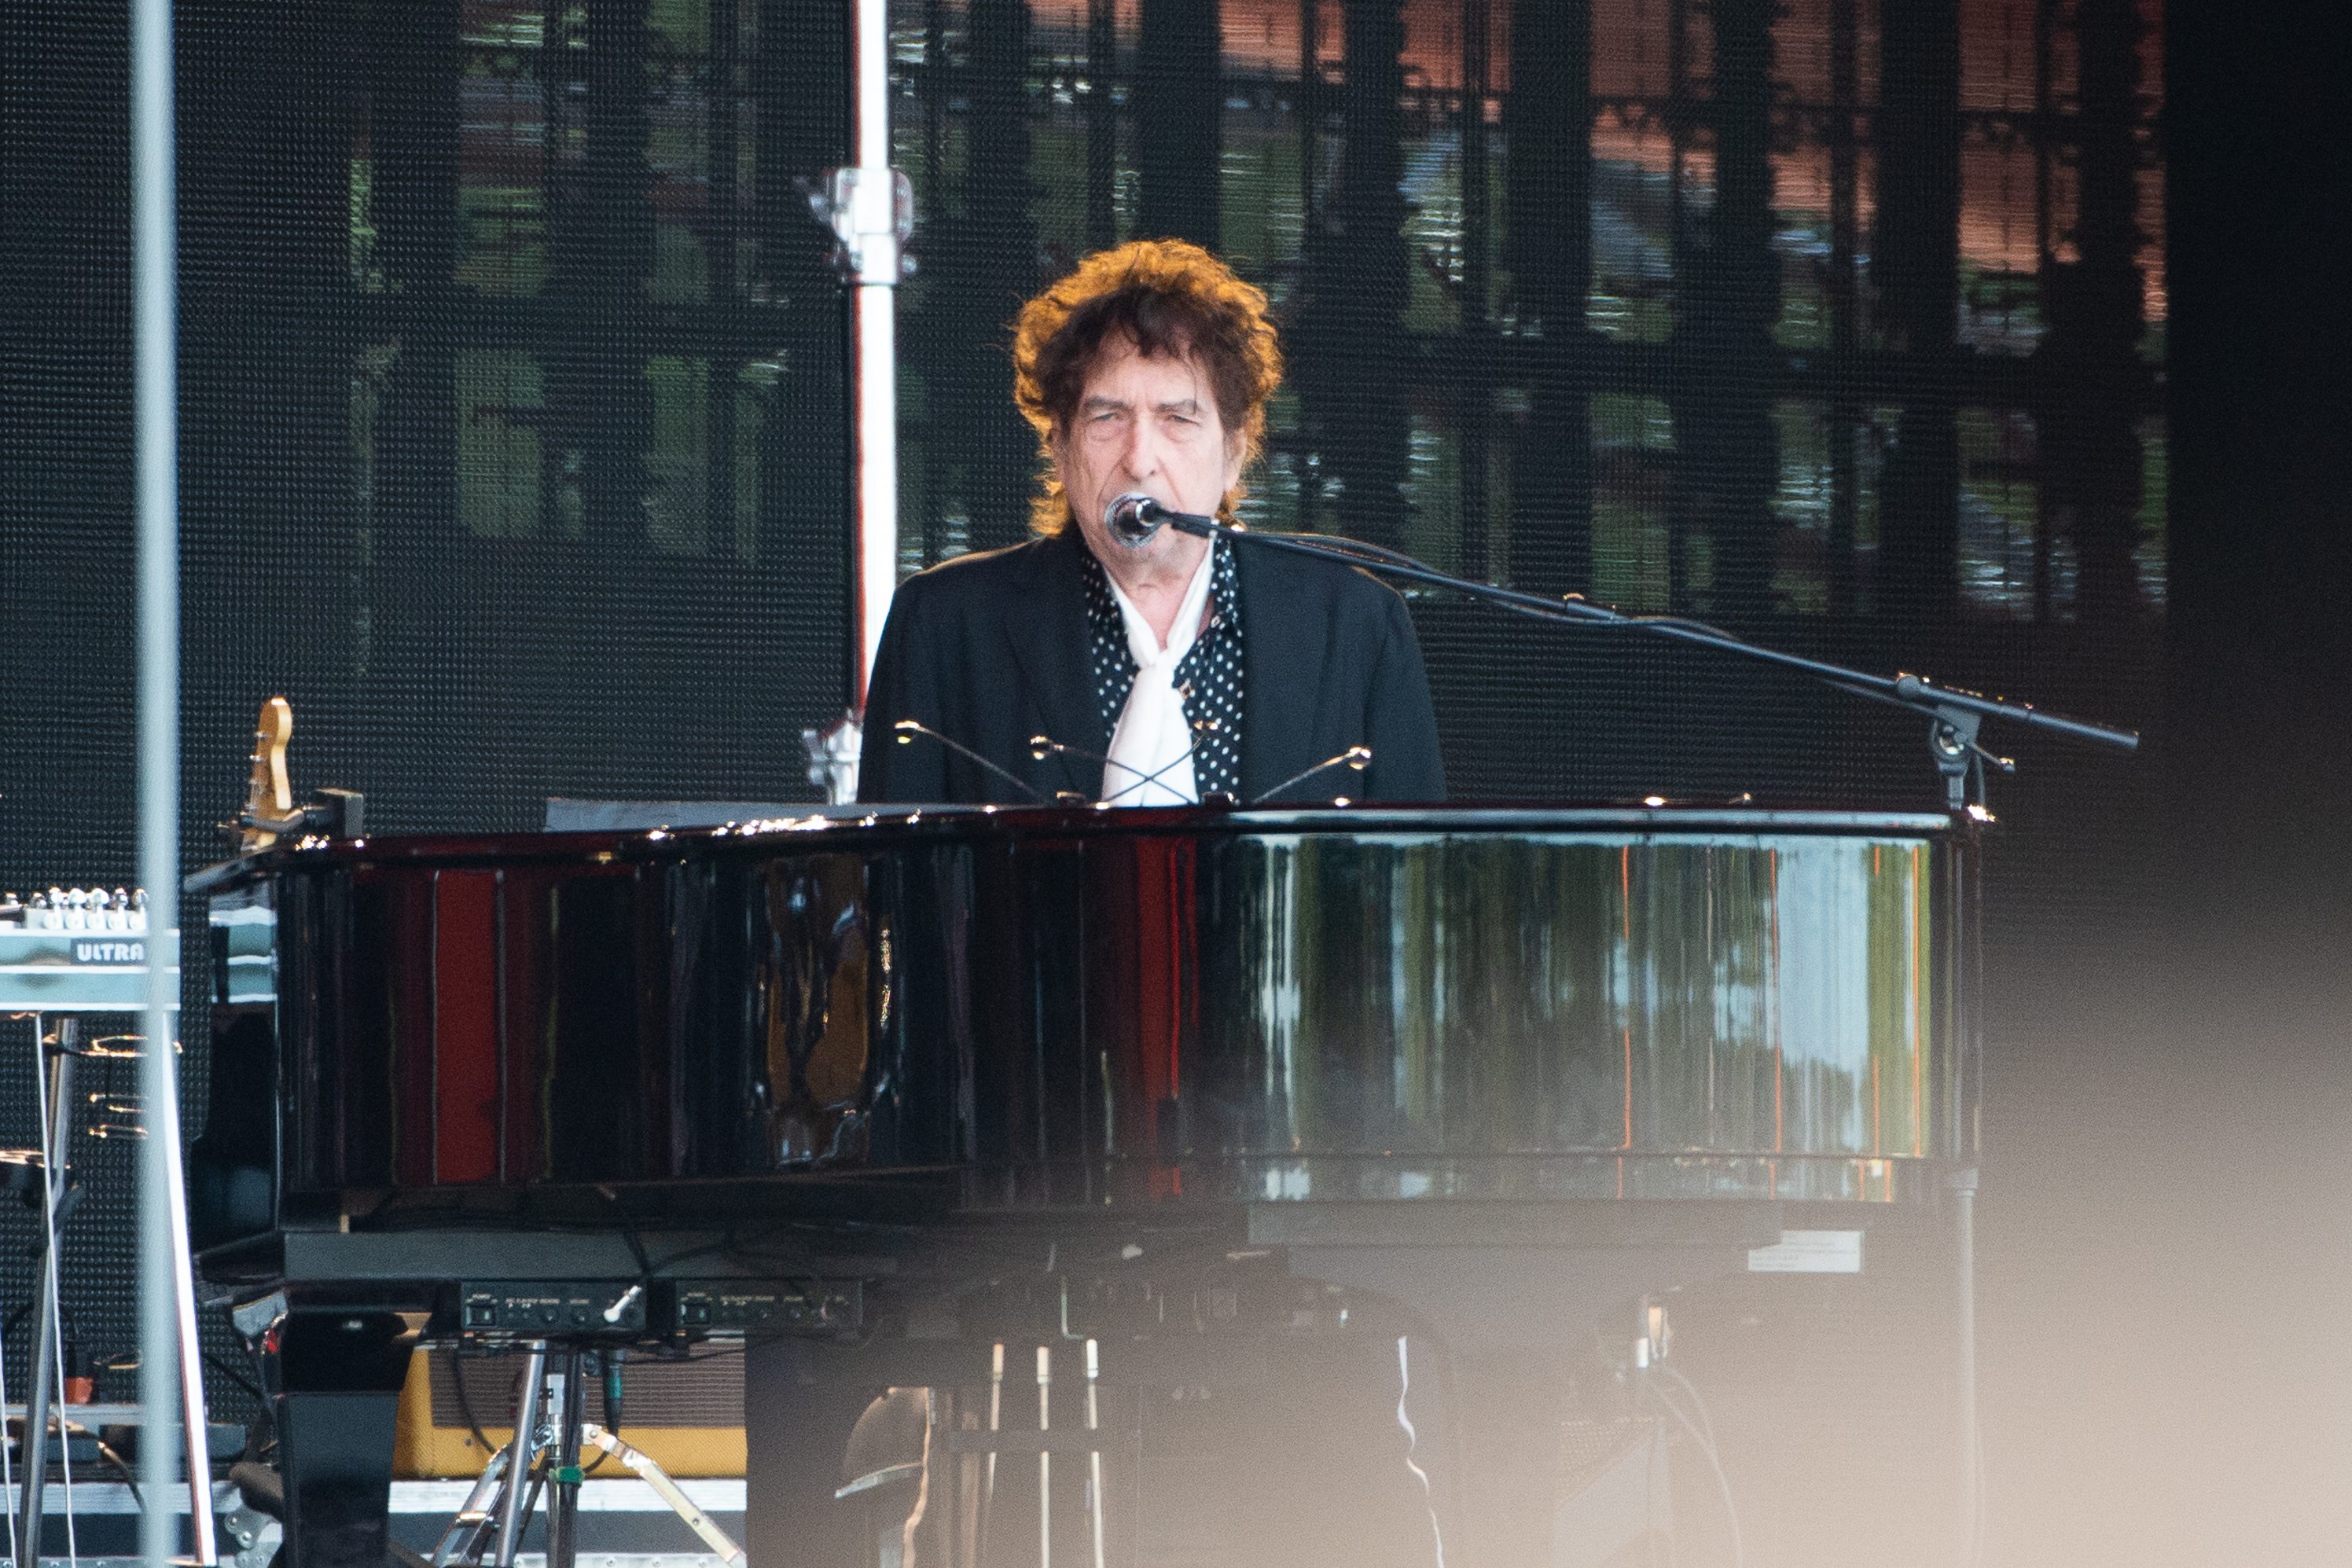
[858,239,1445,806]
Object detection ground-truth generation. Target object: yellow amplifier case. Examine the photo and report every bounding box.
[394,1349,746,1478]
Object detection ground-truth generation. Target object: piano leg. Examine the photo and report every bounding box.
[266,1308,419,1568]
[744,1338,890,1567]
[743,1328,1446,1568]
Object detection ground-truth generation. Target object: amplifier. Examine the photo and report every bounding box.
[0,888,176,1012]
[394,1346,748,1479]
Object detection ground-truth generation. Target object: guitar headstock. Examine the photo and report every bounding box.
[240,696,296,852]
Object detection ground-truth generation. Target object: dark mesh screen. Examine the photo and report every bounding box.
[2,0,859,1416]
[887,0,2164,815]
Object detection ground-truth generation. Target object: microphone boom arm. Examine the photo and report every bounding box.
[1149,509,2137,813]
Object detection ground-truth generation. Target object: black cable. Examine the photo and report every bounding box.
[1652,1391,1744,1568]
[1655,1364,1718,1452]
[1645,1366,1743,1568]
[204,1347,266,1402]
[581,1349,619,1476]
[219,1299,281,1462]
[448,1353,497,1460]
[643,1233,738,1276]
[1330,1295,1473,1554]
[591,1184,657,1283]
[61,1422,143,1511]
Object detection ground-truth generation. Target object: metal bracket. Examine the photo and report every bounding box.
[1926,706,2014,817]
[219,1486,284,1568]
[802,711,863,804]
[806,166,915,285]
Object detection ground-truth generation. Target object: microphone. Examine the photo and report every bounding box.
[1104,492,1163,545]
[1103,493,1218,545]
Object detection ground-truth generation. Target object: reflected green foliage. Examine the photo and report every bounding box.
[887,0,2164,630]
[1202,832,1950,1201]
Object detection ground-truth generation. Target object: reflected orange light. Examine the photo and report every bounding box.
[1023,0,2166,318]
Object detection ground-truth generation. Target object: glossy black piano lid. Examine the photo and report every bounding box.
[216,807,1974,1225]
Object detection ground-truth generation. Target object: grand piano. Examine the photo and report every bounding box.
[190,803,1979,1567]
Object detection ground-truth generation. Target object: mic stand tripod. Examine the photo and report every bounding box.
[428,1343,744,1568]
[10,1017,219,1568]
[1160,515,2140,810]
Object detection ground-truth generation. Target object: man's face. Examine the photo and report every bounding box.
[1054,334,1244,569]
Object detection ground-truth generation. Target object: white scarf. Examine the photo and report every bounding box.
[1101,544,1216,806]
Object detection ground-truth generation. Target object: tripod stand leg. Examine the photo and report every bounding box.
[543,1350,586,1568]
[491,1343,549,1568]
[580,1423,745,1565]
[14,1020,78,1568]
[152,1021,219,1565]
[429,1444,510,1568]
[0,1235,15,1568]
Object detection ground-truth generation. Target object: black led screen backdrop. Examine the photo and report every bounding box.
[888,0,2165,810]
[1,0,2166,861]
[0,0,2162,1410]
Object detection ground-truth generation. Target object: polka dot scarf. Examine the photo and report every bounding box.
[1082,541,1245,800]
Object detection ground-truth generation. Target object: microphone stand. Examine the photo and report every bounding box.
[1154,513,2139,813]
[891,719,1053,802]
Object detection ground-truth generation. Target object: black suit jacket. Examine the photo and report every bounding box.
[858,529,1446,805]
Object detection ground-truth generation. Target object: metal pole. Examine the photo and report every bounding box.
[160,1026,218,1561]
[495,1344,551,1567]
[545,1350,585,1568]
[1083,1339,1105,1568]
[131,0,185,1555]
[849,0,900,697]
[1036,1346,1053,1568]
[17,1025,80,1568]
[129,2,217,1544]
[979,1340,1004,1552]
[0,1200,14,1568]
[1953,1166,1980,1567]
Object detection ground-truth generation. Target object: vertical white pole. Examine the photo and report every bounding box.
[853,286,899,696]
[1083,1338,1105,1568]
[1954,1166,1981,1567]
[983,1341,1005,1524]
[130,0,186,1560]
[850,0,899,700]
[1035,1346,1053,1568]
